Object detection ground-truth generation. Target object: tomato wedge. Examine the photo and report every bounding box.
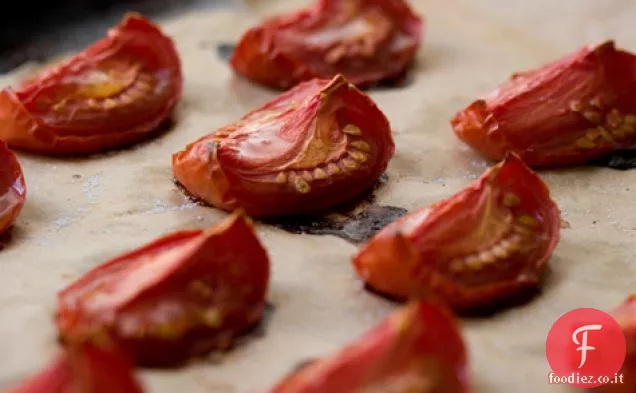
[598,295,636,393]
[172,74,394,217]
[0,13,182,155]
[265,299,468,393]
[230,0,423,89]
[56,211,270,367]
[4,342,143,393]
[451,40,636,167]
[0,141,26,236]
[352,153,561,310]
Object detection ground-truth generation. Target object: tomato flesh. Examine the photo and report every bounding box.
[352,153,561,310]
[597,295,636,393]
[0,13,182,155]
[451,40,636,167]
[4,342,143,393]
[266,299,468,393]
[230,0,423,89]
[56,212,270,366]
[0,141,26,236]
[172,74,395,217]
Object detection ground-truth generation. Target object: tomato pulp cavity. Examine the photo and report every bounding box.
[230,0,423,89]
[172,74,395,217]
[56,212,270,366]
[0,13,182,155]
[353,153,561,310]
[452,41,636,167]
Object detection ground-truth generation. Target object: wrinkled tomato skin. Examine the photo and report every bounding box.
[353,153,561,311]
[4,342,143,393]
[0,141,26,236]
[597,296,636,393]
[266,299,469,393]
[172,74,394,217]
[230,0,423,90]
[0,13,182,155]
[451,40,636,167]
[56,212,270,367]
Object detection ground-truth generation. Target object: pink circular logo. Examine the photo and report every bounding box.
[546,308,626,388]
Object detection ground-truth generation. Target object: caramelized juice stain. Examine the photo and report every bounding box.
[261,174,408,244]
[590,150,636,170]
[173,174,407,244]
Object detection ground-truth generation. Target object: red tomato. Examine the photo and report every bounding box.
[0,141,26,236]
[451,40,636,167]
[172,74,395,217]
[230,0,423,89]
[598,295,636,393]
[0,13,182,155]
[56,212,270,367]
[4,342,143,393]
[266,299,468,393]
[352,153,561,310]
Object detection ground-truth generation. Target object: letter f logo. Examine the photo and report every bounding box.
[572,324,603,368]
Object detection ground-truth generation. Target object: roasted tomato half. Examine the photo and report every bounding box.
[172,74,394,217]
[0,13,182,155]
[230,0,423,89]
[451,40,636,167]
[0,141,26,236]
[597,295,636,393]
[4,342,143,393]
[266,299,468,393]
[352,153,561,310]
[56,211,270,367]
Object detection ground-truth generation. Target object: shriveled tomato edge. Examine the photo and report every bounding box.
[4,342,143,393]
[268,299,468,392]
[0,13,182,154]
[172,134,239,213]
[56,212,264,341]
[0,140,26,235]
[17,12,182,104]
[409,154,560,305]
[312,0,425,49]
[450,41,619,166]
[57,229,201,302]
[231,0,424,89]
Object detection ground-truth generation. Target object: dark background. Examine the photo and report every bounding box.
[0,0,231,73]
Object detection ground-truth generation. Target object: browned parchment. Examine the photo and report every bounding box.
[1,0,635,392]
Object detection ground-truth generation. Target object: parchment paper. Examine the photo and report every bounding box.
[1,1,636,392]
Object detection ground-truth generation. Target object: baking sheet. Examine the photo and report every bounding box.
[1,0,636,391]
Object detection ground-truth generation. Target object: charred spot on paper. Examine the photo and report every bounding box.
[263,174,408,244]
[590,150,636,170]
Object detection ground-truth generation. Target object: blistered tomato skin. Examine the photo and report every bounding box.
[0,141,26,236]
[172,74,395,217]
[4,342,143,393]
[451,40,636,167]
[0,13,182,155]
[266,299,469,393]
[597,296,636,393]
[353,153,561,310]
[230,0,423,89]
[56,212,270,367]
